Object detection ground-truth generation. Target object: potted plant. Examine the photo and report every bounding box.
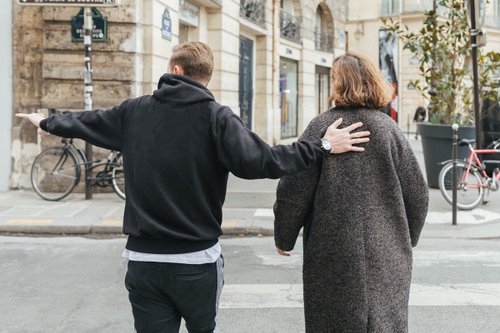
[383,0,500,188]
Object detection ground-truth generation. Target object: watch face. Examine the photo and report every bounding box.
[321,138,331,151]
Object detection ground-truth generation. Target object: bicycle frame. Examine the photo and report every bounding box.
[61,138,122,183]
[461,142,500,188]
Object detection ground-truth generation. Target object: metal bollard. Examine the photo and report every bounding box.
[452,123,459,226]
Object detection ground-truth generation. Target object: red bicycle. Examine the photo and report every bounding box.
[438,138,500,210]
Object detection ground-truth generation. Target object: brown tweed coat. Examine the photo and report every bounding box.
[274,108,428,333]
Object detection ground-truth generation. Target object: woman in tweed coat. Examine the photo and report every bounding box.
[273,52,428,332]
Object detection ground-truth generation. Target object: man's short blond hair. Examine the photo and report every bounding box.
[169,42,214,83]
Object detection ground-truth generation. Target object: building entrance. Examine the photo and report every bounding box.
[239,36,254,129]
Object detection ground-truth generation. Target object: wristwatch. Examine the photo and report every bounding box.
[320,138,332,152]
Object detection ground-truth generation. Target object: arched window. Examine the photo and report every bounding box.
[315,4,334,52]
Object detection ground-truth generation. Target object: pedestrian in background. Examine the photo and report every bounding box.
[17,42,371,333]
[273,52,428,332]
[413,106,427,139]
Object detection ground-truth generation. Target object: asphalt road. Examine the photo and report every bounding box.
[0,235,499,333]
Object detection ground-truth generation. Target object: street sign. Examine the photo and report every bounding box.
[71,8,107,42]
[18,0,119,6]
[161,8,172,41]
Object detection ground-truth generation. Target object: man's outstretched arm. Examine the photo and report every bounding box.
[16,103,126,151]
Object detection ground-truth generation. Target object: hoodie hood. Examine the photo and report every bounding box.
[153,73,215,106]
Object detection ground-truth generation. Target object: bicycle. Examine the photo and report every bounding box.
[438,138,500,210]
[30,137,125,201]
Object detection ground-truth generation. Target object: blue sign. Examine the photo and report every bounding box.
[162,8,172,41]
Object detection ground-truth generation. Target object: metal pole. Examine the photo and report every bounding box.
[428,0,437,114]
[272,0,280,145]
[469,0,483,150]
[84,7,93,200]
[452,123,459,226]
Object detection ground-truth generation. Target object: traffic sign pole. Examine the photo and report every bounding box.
[84,7,93,200]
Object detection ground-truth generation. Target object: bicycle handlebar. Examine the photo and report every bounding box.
[458,138,500,150]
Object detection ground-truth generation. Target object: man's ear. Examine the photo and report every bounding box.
[172,65,184,75]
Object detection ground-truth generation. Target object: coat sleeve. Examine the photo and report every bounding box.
[273,118,324,251]
[214,111,326,179]
[39,101,128,151]
[395,135,429,247]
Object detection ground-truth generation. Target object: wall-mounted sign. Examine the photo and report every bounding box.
[162,8,172,41]
[71,8,108,42]
[18,0,119,6]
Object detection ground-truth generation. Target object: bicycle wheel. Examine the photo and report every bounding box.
[111,154,126,200]
[31,147,80,201]
[438,161,484,210]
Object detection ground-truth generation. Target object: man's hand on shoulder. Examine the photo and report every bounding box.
[323,118,370,154]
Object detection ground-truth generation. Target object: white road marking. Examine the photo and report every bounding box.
[414,250,500,266]
[255,208,500,225]
[220,283,500,308]
[254,208,274,217]
[410,283,500,306]
[220,284,303,309]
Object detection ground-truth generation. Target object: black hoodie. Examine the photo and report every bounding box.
[40,74,326,254]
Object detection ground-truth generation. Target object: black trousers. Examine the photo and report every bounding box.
[125,257,224,333]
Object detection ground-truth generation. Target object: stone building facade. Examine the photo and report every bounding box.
[9,0,497,191]
[7,0,347,190]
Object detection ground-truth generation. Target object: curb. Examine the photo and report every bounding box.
[0,224,275,237]
[0,225,123,235]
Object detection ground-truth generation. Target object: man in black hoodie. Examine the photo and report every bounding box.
[17,42,370,333]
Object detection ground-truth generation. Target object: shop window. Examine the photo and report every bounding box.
[280,58,298,139]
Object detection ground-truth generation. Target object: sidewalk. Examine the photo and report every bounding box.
[1,136,500,239]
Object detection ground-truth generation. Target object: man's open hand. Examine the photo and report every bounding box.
[323,118,370,154]
[16,113,49,136]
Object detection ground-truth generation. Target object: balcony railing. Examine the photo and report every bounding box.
[280,9,301,43]
[240,0,266,28]
[315,30,334,52]
[484,15,500,29]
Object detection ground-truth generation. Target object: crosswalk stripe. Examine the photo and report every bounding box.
[219,283,500,308]
[410,283,500,306]
[251,208,500,225]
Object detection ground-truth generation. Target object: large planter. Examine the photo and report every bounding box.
[417,123,476,188]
